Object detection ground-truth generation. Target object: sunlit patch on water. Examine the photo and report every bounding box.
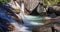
[24,15,44,20]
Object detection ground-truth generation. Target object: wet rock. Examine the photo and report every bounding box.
[32,25,52,32]
[53,23,60,32]
[32,21,60,32]
[54,16,60,21]
[44,17,52,24]
[44,16,60,24]
[47,5,60,16]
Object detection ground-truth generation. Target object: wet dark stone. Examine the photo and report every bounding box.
[29,6,40,16]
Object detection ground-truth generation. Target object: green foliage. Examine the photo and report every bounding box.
[0,0,10,4]
[43,0,60,7]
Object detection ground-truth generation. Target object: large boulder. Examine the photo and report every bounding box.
[24,0,44,15]
[52,6,60,11]
[24,0,40,11]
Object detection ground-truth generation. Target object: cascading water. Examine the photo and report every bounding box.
[15,1,44,32]
[9,1,32,32]
[8,0,44,32]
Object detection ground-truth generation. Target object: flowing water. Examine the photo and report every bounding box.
[0,2,45,32]
[16,2,44,32]
[22,15,44,32]
[9,2,45,32]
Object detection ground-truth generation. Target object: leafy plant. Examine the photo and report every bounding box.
[0,0,10,4]
[43,0,60,15]
[43,0,60,7]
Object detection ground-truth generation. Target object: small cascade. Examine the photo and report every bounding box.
[8,0,44,32]
[8,1,31,32]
